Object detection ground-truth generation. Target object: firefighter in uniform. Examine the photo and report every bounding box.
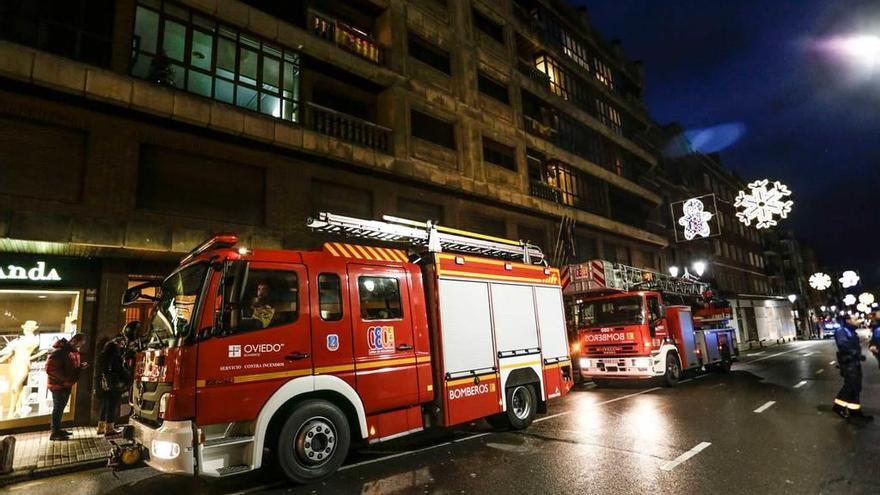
[832,313,870,419]
[869,309,880,368]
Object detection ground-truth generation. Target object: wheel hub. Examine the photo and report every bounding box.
[295,417,336,466]
[511,386,531,420]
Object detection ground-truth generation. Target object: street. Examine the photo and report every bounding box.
[6,339,879,495]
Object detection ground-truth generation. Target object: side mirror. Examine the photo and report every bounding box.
[121,281,160,306]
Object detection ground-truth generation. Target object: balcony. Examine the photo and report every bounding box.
[529,180,562,203]
[518,58,552,88]
[523,115,558,142]
[305,102,392,153]
[308,10,386,66]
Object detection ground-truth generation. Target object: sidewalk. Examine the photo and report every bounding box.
[1,427,112,485]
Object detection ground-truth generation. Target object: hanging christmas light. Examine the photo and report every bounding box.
[808,272,832,291]
[858,292,875,305]
[843,294,857,306]
[839,270,860,288]
[857,303,869,313]
[734,179,794,229]
[678,197,714,240]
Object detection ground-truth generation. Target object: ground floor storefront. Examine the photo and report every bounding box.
[728,295,797,346]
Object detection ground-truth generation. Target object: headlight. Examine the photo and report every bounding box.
[151,439,180,460]
[158,393,170,418]
[633,358,651,368]
[579,358,591,369]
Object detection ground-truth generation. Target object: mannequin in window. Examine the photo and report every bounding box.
[0,320,47,418]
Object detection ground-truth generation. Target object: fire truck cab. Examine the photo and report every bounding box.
[120,214,572,483]
[564,260,737,386]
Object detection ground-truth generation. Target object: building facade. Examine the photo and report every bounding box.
[0,0,665,430]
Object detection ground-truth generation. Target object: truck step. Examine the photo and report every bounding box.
[203,435,254,448]
[216,464,252,476]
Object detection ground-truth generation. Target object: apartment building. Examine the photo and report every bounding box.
[0,0,664,429]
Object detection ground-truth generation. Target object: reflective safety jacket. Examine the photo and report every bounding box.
[834,322,861,364]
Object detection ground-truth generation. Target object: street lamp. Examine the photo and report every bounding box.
[787,294,798,303]
[831,305,837,312]
[668,266,680,278]
[820,305,827,312]
[692,261,707,277]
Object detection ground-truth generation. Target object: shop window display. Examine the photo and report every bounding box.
[0,290,81,425]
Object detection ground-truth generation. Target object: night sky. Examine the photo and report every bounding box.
[579,0,880,288]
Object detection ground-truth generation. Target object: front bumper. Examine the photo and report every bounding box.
[131,418,195,475]
[579,356,663,379]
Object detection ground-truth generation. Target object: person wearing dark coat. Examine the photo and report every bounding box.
[833,314,871,420]
[97,336,130,436]
[45,334,87,440]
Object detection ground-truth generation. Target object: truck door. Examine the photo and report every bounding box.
[347,264,419,413]
[196,262,311,425]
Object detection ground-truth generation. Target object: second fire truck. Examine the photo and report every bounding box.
[563,260,737,386]
[115,213,573,482]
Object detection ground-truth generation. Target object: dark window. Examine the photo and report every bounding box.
[0,0,114,66]
[473,9,503,43]
[408,34,451,74]
[647,297,662,322]
[227,269,299,333]
[398,198,443,222]
[312,180,373,218]
[482,138,516,171]
[358,277,402,320]
[575,235,597,260]
[477,73,509,104]
[137,146,265,224]
[131,0,301,122]
[411,110,455,149]
[462,215,506,238]
[318,273,343,321]
[0,117,86,202]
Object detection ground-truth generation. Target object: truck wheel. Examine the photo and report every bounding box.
[506,385,537,429]
[277,400,350,484]
[662,353,681,387]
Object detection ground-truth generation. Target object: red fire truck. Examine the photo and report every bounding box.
[563,260,737,387]
[115,213,572,482]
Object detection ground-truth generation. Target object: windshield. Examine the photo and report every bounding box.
[576,296,644,327]
[148,263,208,347]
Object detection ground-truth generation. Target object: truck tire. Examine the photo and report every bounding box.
[489,385,538,430]
[662,353,681,387]
[277,400,351,484]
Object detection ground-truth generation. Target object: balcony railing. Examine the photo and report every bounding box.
[529,180,562,203]
[309,10,385,65]
[306,102,392,153]
[518,58,551,88]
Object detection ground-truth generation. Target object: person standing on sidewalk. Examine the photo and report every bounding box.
[97,335,129,437]
[45,334,88,441]
[869,309,880,368]
[832,314,871,420]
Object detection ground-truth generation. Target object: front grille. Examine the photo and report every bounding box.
[587,344,638,355]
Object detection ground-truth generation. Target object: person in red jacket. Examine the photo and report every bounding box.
[45,334,87,441]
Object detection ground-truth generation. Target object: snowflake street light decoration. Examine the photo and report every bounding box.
[857,303,869,313]
[809,272,832,291]
[858,292,875,305]
[734,179,794,229]
[839,270,860,288]
[843,294,857,306]
[678,198,714,240]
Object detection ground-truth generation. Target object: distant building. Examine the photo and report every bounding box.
[0,0,664,430]
[652,124,796,346]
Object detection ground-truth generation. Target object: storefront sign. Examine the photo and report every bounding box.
[0,261,61,281]
[0,254,99,288]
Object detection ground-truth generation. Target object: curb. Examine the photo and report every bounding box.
[0,458,106,487]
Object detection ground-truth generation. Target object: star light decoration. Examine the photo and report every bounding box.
[734,179,794,229]
[843,294,857,306]
[678,197,714,240]
[808,272,832,291]
[859,292,875,305]
[839,270,860,288]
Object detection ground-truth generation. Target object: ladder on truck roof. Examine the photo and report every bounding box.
[307,212,546,265]
[563,260,709,297]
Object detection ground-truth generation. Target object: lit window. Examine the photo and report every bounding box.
[131,1,300,122]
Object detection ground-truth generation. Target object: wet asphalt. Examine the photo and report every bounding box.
[7,338,880,495]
